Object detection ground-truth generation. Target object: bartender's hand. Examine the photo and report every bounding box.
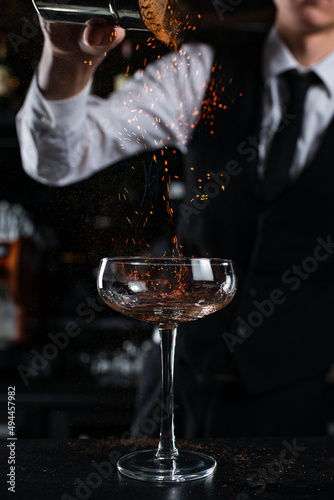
[38,17,126,99]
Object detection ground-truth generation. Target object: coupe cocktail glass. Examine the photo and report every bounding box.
[97,257,237,482]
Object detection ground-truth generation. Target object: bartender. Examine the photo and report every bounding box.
[16,0,334,437]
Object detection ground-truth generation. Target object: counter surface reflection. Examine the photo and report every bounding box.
[1,436,333,499]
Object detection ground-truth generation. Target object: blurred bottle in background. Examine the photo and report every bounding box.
[0,32,20,110]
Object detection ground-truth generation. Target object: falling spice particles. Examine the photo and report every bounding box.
[140,0,169,43]
[139,0,194,48]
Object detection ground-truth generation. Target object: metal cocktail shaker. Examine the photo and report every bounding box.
[32,0,147,30]
[32,1,231,48]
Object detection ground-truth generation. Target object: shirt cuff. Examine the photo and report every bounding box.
[24,73,92,132]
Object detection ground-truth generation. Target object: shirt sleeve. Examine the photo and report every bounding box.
[16,43,214,186]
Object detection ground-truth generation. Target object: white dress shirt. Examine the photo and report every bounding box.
[16,44,214,185]
[260,28,334,181]
[16,28,334,186]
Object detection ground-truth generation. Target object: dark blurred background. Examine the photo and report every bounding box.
[0,0,276,439]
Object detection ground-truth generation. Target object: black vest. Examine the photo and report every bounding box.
[176,32,334,395]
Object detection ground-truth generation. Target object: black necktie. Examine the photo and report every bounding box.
[262,69,320,202]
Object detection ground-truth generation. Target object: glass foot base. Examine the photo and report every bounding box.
[117,449,216,482]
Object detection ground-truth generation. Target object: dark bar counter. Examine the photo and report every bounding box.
[1,436,333,499]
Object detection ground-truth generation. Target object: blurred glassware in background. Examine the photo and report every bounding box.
[0,200,34,243]
[0,282,21,342]
[88,338,153,388]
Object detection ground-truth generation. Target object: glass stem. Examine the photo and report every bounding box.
[156,327,179,459]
